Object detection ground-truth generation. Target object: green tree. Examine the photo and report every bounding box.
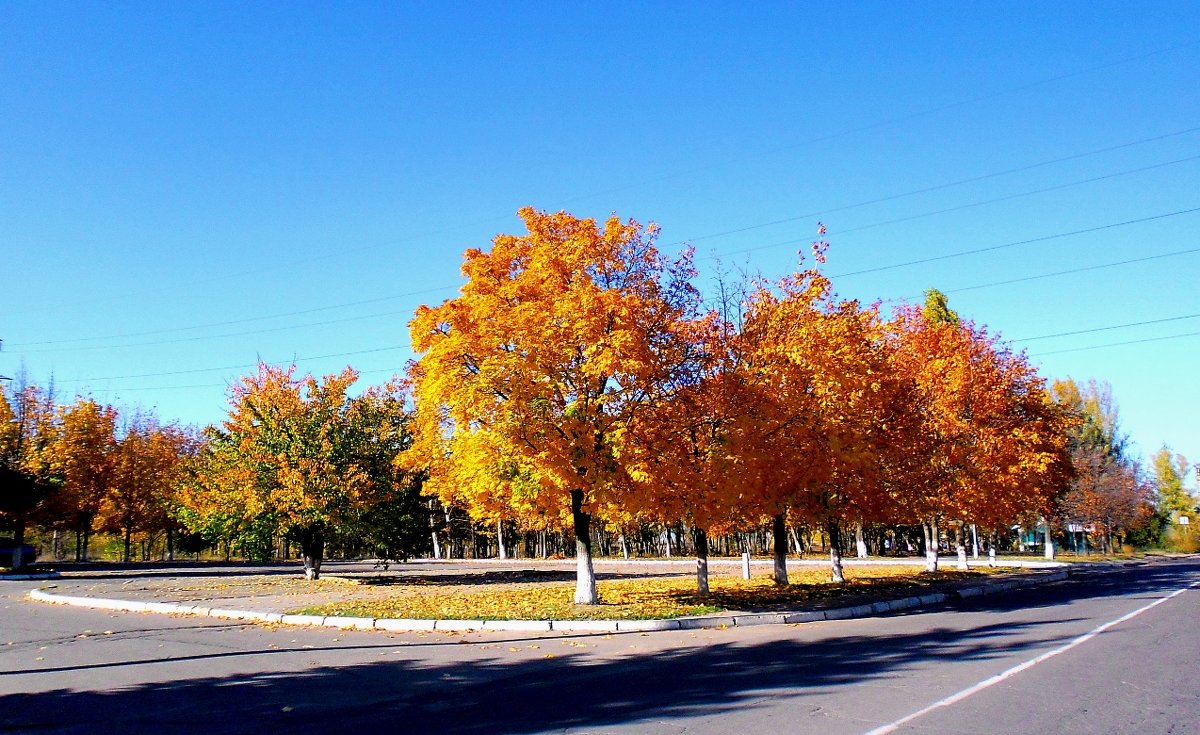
[1154,447,1193,516]
[177,366,420,579]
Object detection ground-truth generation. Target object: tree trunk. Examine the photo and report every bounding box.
[571,489,598,604]
[828,521,846,583]
[123,525,133,564]
[694,527,710,596]
[955,524,968,570]
[297,526,325,581]
[82,525,91,562]
[970,524,980,559]
[772,513,789,585]
[854,523,868,559]
[497,519,508,560]
[618,533,630,560]
[924,521,940,572]
[166,527,175,562]
[1042,517,1055,560]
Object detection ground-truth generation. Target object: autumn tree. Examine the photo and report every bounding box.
[97,414,194,563]
[407,208,701,604]
[1053,378,1155,551]
[177,365,410,579]
[888,292,1071,570]
[0,379,59,568]
[736,266,909,583]
[49,398,118,561]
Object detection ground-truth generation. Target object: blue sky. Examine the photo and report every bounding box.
[1,3,1197,473]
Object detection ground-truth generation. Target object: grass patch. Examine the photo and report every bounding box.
[297,565,1009,621]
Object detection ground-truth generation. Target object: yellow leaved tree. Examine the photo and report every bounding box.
[407,208,701,604]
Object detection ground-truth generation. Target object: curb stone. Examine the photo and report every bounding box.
[26,566,1074,634]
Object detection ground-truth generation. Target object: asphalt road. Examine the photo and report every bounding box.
[2,557,1197,734]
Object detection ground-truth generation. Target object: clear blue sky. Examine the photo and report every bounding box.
[2,3,1197,475]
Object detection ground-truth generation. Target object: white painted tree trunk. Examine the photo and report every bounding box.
[988,543,996,567]
[618,533,629,559]
[970,524,980,559]
[497,519,508,560]
[924,521,940,572]
[431,531,441,560]
[572,490,598,605]
[741,551,751,580]
[1043,517,1056,560]
[855,523,868,559]
[955,524,969,570]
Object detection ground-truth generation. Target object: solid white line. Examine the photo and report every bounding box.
[863,578,1200,735]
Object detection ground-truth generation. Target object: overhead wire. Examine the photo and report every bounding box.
[1032,331,1200,356]
[1015,313,1200,342]
[9,40,1197,319]
[877,244,1200,303]
[828,206,1200,278]
[14,158,1200,354]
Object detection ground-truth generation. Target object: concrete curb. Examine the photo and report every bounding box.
[27,568,1071,633]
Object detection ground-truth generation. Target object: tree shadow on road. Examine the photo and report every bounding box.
[2,615,1073,735]
[933,557,1200,617]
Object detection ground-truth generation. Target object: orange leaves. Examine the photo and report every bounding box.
[887,303,1072,527]
[408,208,700,527]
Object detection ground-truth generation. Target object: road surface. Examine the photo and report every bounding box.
[2,557,1197,734]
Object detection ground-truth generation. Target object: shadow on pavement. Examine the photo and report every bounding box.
[2,615,1071,734]
[936,556,1200,617]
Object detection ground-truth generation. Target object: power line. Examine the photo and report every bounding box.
[828,206,1200,278]
[722,155,1200,258]
[14,206,1200,356]
[673,126,1200,246]
[54,345,408,384]
[559,41,1200,214]
[1032,331,1200,356]
[17,307,417,355]
[878,244,1200,302]
[13,128,1199,348]
[821,154,1200,240]
[9,285,457,348]
[17,161,1200,355]
[1016,313,1200,342]
[11,41,1197,319]
[73,366,407,395]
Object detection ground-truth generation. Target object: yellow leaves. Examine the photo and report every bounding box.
[300,566,1008,622]
[408,207,701,526]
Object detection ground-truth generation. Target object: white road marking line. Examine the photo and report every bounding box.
[863,578,1200,735]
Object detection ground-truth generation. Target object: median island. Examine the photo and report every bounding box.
[295,565,1012,622]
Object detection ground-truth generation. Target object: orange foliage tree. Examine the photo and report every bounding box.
[888,291,1072,570]
[407,208,702,604]
[48,398,118,561]
[97,414,195,563]
[738,268,908,583]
